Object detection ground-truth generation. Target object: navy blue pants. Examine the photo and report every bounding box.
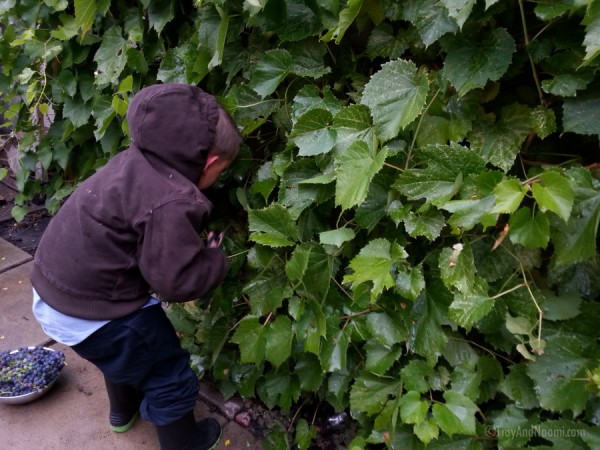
[72,304,199,425]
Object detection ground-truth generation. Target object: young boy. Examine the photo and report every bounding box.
[30,83,242,450]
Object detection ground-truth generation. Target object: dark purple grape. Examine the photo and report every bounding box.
[0,346,65,397]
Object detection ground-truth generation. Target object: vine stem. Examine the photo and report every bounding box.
[451,337,516,365]
[287,399,308,432]
[339,309,371,320]
[520,262,544,353]
[331,275,353,301]
[227,249,250,259]
[405,87,441,170]
[384,161,404,171]
[518,0,545,105]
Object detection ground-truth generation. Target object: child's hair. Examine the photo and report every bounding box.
[212,106,242,160]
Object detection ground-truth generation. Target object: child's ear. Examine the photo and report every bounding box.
[204,153,220,169]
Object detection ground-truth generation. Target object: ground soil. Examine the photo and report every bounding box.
[0,210,51,255]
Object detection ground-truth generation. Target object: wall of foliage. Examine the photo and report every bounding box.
[2,0,600,448]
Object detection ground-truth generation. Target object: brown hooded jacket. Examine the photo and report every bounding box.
[30,84,229,320]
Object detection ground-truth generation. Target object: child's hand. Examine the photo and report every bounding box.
[206,231,223,248]
[206,225,231,248]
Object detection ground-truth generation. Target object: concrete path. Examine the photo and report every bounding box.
[0,237,263,450]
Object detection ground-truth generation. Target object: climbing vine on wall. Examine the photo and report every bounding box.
[2,0,600,448]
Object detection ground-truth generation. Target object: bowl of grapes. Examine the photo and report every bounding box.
[0,346,66,405]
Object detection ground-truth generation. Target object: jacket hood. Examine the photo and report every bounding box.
[126,84,219,183]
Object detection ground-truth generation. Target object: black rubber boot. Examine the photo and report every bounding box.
[155,411,222,450]
[104,378,144,432]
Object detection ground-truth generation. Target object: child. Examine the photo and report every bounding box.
[30,83,242,450]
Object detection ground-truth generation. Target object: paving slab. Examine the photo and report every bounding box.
[0,236,32,273]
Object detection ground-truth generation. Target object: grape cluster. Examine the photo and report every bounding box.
[0,346,65,397]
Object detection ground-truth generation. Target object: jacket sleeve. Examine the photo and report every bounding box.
[137,199,229,302]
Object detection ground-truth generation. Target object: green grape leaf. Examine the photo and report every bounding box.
[243,271,292,316]
[197,4,228,72]
[256,371,299,412]
[393,143,486,205]
[443,27,515,96]
[403,208,446,240]
[319,227,356,247]
[285,243,332,300]
[361,59,429,141]
[343,238,406,300]
[530,105,557,138]
[499,364,539,409]
[156,45,188,84]
[509,207,550,249]
[366,311,409,348]
[146,0,174,35]
[534,1,571,20]
[539,289,582,321]
[291,85,341,121]
[294,301,326,356]
[231,316,267,364]
[442,0,476,28]
[355,175,392,230]
[491,405,540,448]
[526,332,597,415]
[332,104,375,153]
[287,39,330,79]
[294,354,324,392]
[321,0,362,43]
[401,359,436,393]
[493,178,527,213]
[448,286,494,331]
[367,23,408,59]
[399,391,429,425]
[93,25,127,86]
[63,94,93,129]
[259,0,324,42]
[265,315,293,368]
[334,141,387,211]
[414,418,440,445]
[582,0,600,65]
[394,266,425,301]
[289,108,336,156]
[248,203,298,247]
[431,391,478,436]
[74,0,96,33]
[443,196,497,231]
[505,313,534,335]
[469,103,532,172]
[365,340,403,375]
[552,168,600,266]
[321,328,349,372]
[249,49,292,98]
[403,0,458,46]
[349,373,402,415]
[52,13,79,40]
[439,243,476,294]
[11,205,28,223]
[93,95,116,140]
[450,365,482,401]
[294,418,317,450]
[409,279,451,365]
[531,171,575,222]
[542,73,594,97]
[563,85,600,136]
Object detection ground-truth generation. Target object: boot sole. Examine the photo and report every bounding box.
[110,411,139,433]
